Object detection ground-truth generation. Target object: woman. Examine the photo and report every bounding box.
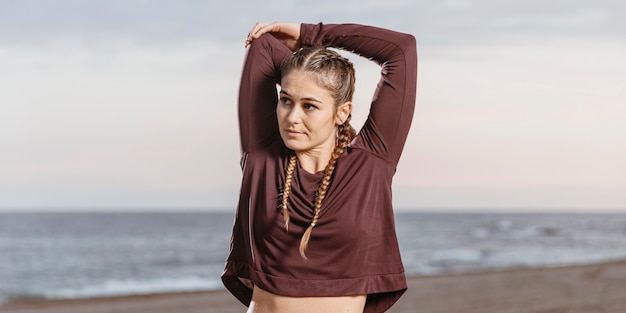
[222,21,417,313]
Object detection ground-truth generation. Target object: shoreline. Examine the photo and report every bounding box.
[2,260,626,313]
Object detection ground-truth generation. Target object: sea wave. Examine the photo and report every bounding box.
[41,277,224,299]
[3,212,626,301]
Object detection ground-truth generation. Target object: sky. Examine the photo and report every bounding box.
[1,0,625,212]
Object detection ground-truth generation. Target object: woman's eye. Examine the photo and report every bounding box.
[280,98,292,105]
[303,103,317,111]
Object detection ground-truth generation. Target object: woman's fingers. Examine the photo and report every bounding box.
[249,22,269,38]
[245,21,300,50]
[245,22,262,47]
[245,22,273,47]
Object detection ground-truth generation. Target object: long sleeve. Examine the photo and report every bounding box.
[238,34,292,156]
[225,23,415,313]
[300,23,418,166]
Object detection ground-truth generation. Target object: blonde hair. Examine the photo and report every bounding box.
[279,47,356,259]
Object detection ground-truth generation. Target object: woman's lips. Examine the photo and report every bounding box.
[286,129,302,136]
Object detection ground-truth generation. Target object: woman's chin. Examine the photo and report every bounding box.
[281,136,313,152]
[282,140,304,152]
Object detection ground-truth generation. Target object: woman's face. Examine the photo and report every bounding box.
[277,70,345,154]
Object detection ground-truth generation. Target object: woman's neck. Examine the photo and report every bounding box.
[295,148,333,174]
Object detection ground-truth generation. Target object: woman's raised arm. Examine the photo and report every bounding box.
[238,28,293,155]
[300,23,418,166]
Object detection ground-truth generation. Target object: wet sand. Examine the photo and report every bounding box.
[3,260,626,313]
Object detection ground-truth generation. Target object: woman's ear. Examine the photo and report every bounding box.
[335,101,353,125]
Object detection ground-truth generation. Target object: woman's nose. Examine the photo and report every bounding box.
[286,106,302,123]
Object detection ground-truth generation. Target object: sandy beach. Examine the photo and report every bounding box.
[2,260,626,313]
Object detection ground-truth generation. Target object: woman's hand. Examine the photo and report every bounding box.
[245,21,301,51]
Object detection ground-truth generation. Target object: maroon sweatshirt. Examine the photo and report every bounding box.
[222,23,418,313]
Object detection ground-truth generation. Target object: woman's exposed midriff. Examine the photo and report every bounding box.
[247,285,367,313]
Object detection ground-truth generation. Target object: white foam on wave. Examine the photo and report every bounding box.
[42,277,224,299]
[430,249,483,263]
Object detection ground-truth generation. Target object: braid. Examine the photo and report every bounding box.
[280,154,297,231]
[299,116,353,259]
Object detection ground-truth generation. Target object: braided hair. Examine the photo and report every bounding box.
[279,46,356,260]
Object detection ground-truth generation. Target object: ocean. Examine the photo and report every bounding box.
[1,211,626,303]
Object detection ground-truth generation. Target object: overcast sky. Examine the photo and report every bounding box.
[1,0,625,212]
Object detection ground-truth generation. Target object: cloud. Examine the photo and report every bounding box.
[2,0,623,46]
[0,0,216,42]
[394,37,626,202]
[0,36,245,208]
[1,0,625,210]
